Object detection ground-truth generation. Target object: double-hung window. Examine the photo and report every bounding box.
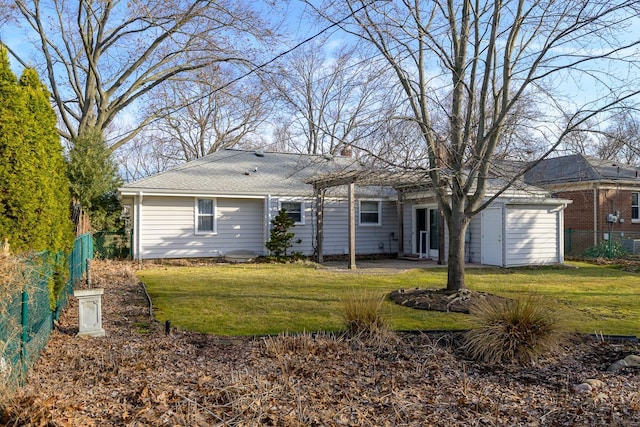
[196,198,216,233]
[281,201,304,225]
[633,193,639,222]
[359,200,381,226]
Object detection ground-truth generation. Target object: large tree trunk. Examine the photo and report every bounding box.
[446,198,470,291]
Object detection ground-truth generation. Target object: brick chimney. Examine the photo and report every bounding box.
[340,144,352,157]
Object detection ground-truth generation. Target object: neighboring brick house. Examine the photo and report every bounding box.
[525,154,640,254]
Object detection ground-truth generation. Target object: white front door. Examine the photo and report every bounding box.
[481,207,503,266]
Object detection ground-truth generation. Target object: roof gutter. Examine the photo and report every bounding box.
[505,198,572,207]
[119,188,266,199]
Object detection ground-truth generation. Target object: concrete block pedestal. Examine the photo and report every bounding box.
[73,288,106,337]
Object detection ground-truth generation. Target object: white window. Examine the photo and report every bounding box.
[196,198,216,233]
[280,201,304,224]
[633,193,639,222]
[359,200,381,226]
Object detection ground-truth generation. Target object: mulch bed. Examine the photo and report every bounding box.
[3,260,639,426]
[389,287,510,313]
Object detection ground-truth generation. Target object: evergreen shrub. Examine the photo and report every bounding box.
[582,240,627,259]
[265,208,297,258]
[0,44,74,309]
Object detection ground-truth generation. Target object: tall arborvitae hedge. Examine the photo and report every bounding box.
[0,45,74,255]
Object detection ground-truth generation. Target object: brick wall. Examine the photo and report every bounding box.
[556,190,594,231]
[557,188,640,233]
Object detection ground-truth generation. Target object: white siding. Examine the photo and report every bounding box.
[139,196,195,259]
[402,202,413,256]
[131,194,563,264]
[321,201,349,255]
[217,198,267,254]
[505,205,559,266]
[268,197,399,257]
[318,199,398,256]
[400,196,564,267]
[138,196,265,259]
[267,196,316,256]
[356,201,398,255]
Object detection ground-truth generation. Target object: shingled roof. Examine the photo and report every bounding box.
[119,149,397,198]
[525,154,640,186]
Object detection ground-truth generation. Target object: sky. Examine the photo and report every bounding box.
[3,0,640,165]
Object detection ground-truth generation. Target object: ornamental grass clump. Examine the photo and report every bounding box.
[341,291,396,348]
[463,296,564,365]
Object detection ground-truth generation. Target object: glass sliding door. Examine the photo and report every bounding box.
[415,207,439,259]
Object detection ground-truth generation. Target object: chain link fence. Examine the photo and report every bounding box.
[565,229,640,258]
[0,233,93,389]
[93,230,131,260]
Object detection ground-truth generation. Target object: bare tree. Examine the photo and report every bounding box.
[270,38,387,155]
[553,116,602,157]
[552,111,640,165]
[316,0,640,290]
[597,111,640,165]
[4,0,273,150]
[113,135,175,182]
[141,66,271,163]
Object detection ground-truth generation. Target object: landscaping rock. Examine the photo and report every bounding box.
[624,354,640,366]
[223,249,258,263]
[606,354,640,372]
[572,383,593,393]
[593,392,608,403]
[584,378,605,389]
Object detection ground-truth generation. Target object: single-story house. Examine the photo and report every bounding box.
[119,149,570,267]
[118,149,398,261]
[525,153,640,254]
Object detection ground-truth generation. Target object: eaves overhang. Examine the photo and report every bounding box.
[118,187,269,199]
[540,179,640,192]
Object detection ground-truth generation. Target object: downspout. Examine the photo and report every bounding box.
[315,189,324,263]
[348,183,356,270]
[396,190,404,258]
[136,192,143,262]
[265,195,272,256]
[558,203,567,264]
[593,187,598,246]
[438,209,446,265]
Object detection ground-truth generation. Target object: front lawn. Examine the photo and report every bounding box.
[137,261,640,336]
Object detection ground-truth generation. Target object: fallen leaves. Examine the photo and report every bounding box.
[2,260,638,426]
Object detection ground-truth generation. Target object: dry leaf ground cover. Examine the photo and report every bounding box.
[3,260,640,426]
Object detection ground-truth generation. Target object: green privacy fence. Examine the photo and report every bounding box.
[0,233,93,388]
[58,234,94,320]
[565,229,640,257]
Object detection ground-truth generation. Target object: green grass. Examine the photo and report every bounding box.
[137,261,640,337]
